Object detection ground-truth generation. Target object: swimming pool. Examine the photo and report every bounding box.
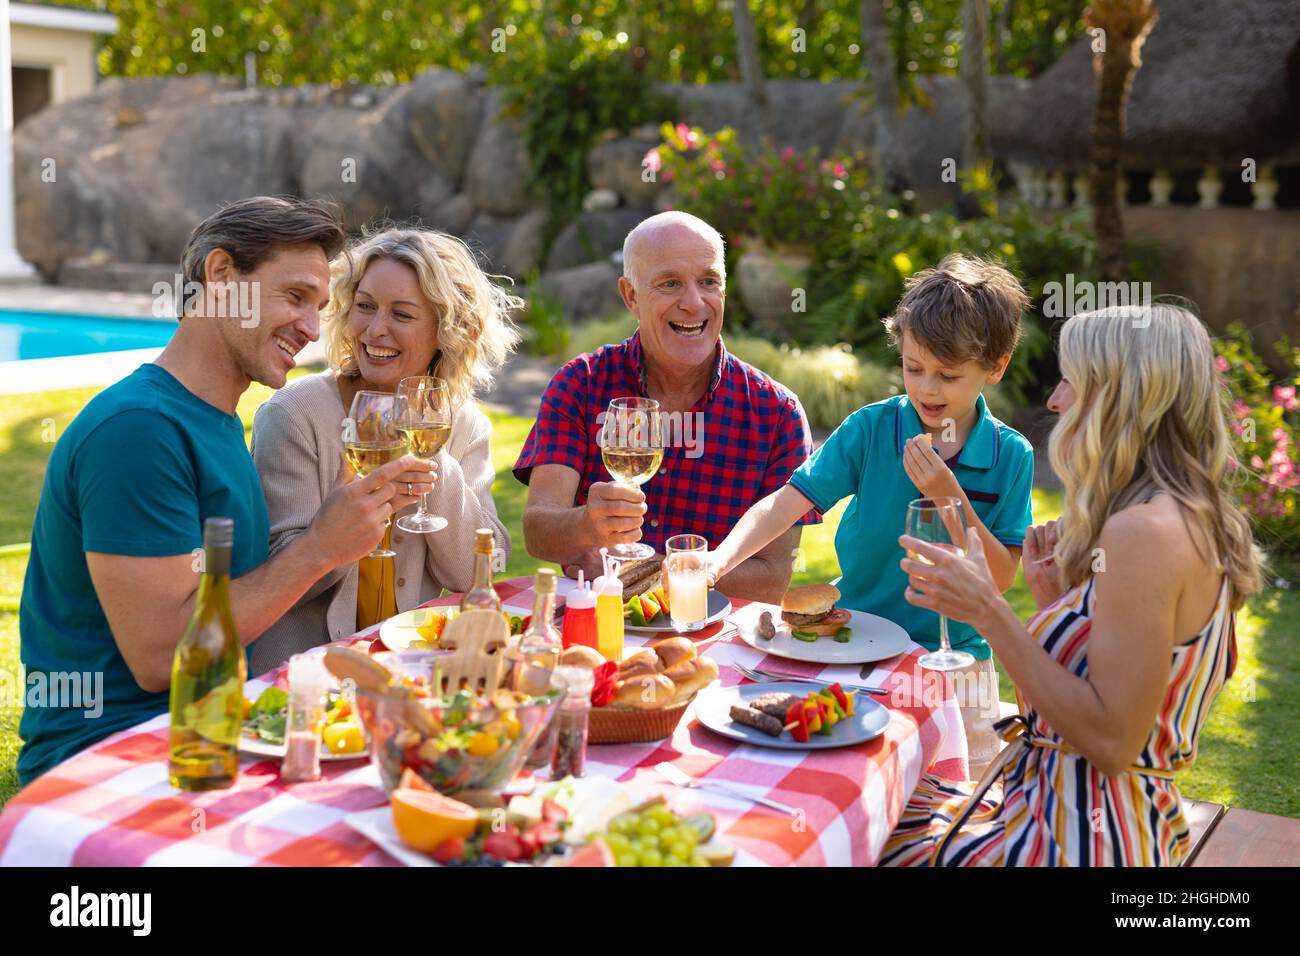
[0,310,178,362]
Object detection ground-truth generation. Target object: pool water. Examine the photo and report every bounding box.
[0,310,178,362]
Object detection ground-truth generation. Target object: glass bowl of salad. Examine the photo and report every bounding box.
[355,678,562,795]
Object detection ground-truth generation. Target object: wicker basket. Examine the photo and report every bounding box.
[588,699,691,744]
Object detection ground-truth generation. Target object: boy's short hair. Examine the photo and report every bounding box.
[884,254,1029,368]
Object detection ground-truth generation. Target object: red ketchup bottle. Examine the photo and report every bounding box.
[561,574,599,651]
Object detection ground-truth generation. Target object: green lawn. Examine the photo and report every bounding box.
[1,380,1296,819]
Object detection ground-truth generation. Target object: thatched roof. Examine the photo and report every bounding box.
[992,0,1300,170]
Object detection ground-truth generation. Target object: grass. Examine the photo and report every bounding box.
[1,380,1297,820]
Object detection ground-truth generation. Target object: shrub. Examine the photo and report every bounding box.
[1216,323,1300,554]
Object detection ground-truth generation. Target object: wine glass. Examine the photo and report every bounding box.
[905,496,974,671]
[600,396,664,561]
[344,390,404,559]
[394,376,451,534]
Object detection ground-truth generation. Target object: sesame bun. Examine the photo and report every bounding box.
[780,583,841,616]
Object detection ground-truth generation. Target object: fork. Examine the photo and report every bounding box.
[731,661,886,695]
[654,762,798,816]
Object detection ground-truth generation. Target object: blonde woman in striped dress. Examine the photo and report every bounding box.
[883,303,1262,866]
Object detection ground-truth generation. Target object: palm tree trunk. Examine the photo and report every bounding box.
[1086,0,1158,281]
[957,0,991,218]
[732,0,773,146]
[859,0,910,194]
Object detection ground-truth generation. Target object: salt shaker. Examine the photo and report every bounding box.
[550,666,594,780]
[281,653,328,784]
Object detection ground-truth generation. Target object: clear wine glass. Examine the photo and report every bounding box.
[600,396,664,561]
[344,390,404,559]
[905,496,974,671]
[394,376,451,534]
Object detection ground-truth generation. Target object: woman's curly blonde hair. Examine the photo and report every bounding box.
[322,227,523,411]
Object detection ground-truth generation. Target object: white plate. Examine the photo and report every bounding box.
[238,735,369,762]
[625,590,732,633]
[733,604,910,665]
[694,681,891,750]
[376,605,461,652]
[344,777,638,867]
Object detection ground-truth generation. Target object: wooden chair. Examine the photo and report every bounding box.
[1181,799,1226,866]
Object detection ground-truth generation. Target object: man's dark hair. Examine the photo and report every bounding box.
[178,196,345,316]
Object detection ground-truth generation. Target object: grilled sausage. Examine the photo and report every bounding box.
[729,704,784,736]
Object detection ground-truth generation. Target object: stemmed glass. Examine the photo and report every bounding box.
[600,396,664,561]
[343,390,404,559]
[905,496,974,671]
[394,376,451,534]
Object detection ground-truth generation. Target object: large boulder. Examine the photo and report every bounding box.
[536,261,626,322]
[404,68,488,183]
[463,88,535,217]
[586,135,663,207]
[545,207,653,272]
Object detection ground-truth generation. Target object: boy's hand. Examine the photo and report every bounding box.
[903,435,962,500]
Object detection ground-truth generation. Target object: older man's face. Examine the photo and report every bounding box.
[622,228,725,373]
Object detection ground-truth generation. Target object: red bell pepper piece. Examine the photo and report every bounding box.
[785,701,810,743]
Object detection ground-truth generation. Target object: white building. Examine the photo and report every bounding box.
[2,1,118,278]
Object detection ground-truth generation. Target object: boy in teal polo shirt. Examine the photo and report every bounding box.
[710,254,1034,773]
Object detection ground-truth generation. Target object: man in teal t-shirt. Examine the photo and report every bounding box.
[17,197,434,786]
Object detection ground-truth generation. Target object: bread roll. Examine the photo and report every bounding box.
[616,649,662,681]
[665,657,718,705]
[650,636,696,670]
[611,673,675,710]
[559,645,606,669]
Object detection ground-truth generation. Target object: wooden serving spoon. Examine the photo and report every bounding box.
[323,645,439,735]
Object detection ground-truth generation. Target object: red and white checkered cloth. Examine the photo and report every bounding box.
[0,578,967,867]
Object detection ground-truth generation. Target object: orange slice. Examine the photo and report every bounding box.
[390,788,478,854]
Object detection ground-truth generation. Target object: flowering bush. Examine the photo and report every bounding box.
[1216,322,1300,552]
[652,124,870,250]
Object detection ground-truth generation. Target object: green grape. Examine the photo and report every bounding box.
[647,805,675,826]
[666,840,691,859]
[664,853,688,867]
[609,813,638,835]
[638,848,664,867]
[616,851,639,868]
[679,827,700,848]
[658,826,679,845]
[605,833,632,854]
[689,856,710,867]
[637,817,662,838]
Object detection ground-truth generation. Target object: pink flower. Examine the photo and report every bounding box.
[709,158,726,173]
[1273,385,1298,411]
[1216,355,1230,373]
[1273,427,1288,443]
[796,159,806,173]
[662,168,674,183]
[642,148,662,172]
[781,147,795,161]
[1251,455,1265,470]
[833,162,847,178]
[1232,400,1250,418]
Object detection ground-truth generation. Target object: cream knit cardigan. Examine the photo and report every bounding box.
[248,370,510,673]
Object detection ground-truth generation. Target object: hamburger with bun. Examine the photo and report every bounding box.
[780,583,852,636]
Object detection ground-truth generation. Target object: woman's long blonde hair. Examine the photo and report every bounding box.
[322,228,523,411]
[1049,302,1262,610]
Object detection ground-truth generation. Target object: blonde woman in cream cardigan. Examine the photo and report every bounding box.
[249,228,522,673]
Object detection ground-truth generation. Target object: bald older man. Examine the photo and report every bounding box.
[514,212,818,603]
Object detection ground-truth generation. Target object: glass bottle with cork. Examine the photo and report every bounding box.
[461,528,501,612]
[168,516,245,791]
[511,568,563,770]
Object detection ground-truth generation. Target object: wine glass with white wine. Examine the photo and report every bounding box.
[600,396,664,561]
[905,496,974,671]
[394,376,451,534]
[344,390,406,559]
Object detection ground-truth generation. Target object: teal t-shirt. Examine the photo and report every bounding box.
[788,393,1034,659]
[18,363,268,785]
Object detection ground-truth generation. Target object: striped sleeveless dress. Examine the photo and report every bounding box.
[881,573,1236,866]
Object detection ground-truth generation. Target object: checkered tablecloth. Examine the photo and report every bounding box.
[0,577,968,867]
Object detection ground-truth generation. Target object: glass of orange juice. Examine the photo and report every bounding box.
[665,534,709,632]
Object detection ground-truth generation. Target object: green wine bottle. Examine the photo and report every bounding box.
[168,517,245,791]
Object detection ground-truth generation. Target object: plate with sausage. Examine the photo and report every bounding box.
[694,681,890,750]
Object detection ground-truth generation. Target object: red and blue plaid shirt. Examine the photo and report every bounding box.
[514,331,819,553]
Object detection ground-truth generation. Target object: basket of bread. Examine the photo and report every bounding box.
[558,638,719,744]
